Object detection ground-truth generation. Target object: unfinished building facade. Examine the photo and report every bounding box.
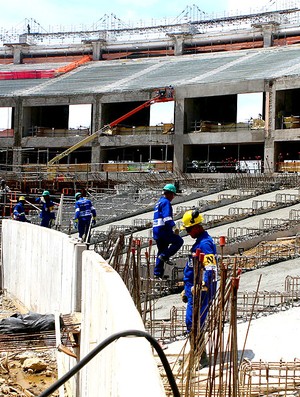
[0,5,300,177]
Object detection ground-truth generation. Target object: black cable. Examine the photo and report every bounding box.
[38,329,180,397]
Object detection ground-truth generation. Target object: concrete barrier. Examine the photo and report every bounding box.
[1,220,166,396]
[1,220,81,313]
[80,251,166,396]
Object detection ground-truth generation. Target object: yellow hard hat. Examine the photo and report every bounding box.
[19,196,26,202]
[181,209,204,228]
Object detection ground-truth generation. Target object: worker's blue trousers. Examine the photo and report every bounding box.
[78,218,92,241]
[184,281,217,332]
[154,233,183,277]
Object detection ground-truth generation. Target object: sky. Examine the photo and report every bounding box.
[0,0,285,30]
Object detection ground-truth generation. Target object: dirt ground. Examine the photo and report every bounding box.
[0,294,59,396]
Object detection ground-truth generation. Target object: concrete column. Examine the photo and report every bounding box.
[173,98,185,171]
[13,98,22,147]
[74,243,87,312]
[264,80,276,135]
[254,23,279,48]
[11,98,23,171]
[264,140,275,173]
[173,35,184,56]
[91,146,101,170]
[93,95,101,133]
[167,34,191,56]
[263,26,274,47]
[173,135,184,171]
[12,148,22,169]
[174,98,184,135]
[13,46,23,64]
[91,40,105,61]
[91,95,102,170]
[264,79,276,172]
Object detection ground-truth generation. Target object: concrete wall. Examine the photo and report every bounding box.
[1,220,81,313]
[1,220,165,397]
[80,251,166,397]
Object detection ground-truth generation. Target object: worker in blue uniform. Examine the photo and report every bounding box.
[181,208,217,332]
[36,190,57,228]
[181,208,218,369]
[13,196,30,222]
[182,209,217,332]
[152,183,183,278]
[74,192,96,242]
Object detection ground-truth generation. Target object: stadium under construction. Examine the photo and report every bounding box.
[0,3,300,193]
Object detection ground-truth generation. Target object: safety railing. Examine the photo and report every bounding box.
[289,209,300,220]
[189,120,254,133]
[228,207,253,216]
[259,218,289,229]
[275,192,300,203]
[24,127,90,138]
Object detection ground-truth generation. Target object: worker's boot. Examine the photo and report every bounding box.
[158,254,174,266]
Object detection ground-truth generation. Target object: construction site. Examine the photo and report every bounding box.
[0,1,300,186]
[0,172,299,396]
[0,1,300,396]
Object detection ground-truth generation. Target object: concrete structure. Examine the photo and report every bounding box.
[1,7,300,176]
[1,220,165,396]
[2,183,300,394]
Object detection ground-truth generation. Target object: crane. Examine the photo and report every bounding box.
[47,87,175,165]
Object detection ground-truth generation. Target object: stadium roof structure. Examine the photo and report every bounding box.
[1,44,300,98]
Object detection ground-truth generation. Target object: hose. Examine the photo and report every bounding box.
[38,329,180,397]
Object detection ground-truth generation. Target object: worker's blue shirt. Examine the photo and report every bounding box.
[183,230,218,331]
[36,197,56,220]
[74,197,96,222]
[152,196,175,240]
[13,202,26,222]
[183,230,217,286]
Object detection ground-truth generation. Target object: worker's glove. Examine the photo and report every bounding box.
[73,220,78,229]
[92,217,96,226]
[181,290,188,303]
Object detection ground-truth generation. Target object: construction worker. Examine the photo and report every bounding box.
[0,179,11,215]
[73,192,96,242]
[181,208,217,331]
[181,208,217,368]
[152,183,183,279]
[36,190,57,228]
[13,196,30,222]
[0,179,10,194]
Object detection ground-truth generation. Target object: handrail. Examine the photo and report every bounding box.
[38,329,180,397]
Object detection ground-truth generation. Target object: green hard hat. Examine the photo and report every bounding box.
[163,183,176,194]
[75,192,81,200]
[42,190,50,196]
